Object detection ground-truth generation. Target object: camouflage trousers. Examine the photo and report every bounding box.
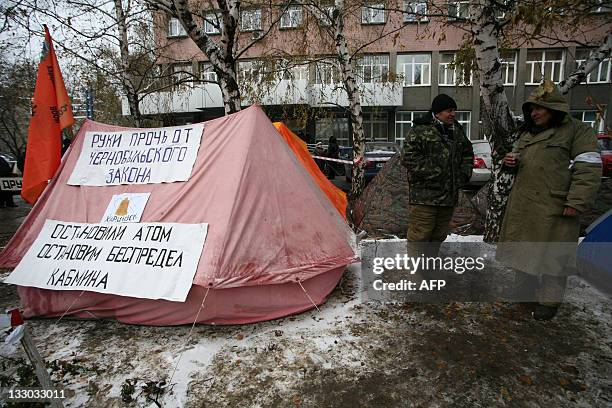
[406,204,454,258]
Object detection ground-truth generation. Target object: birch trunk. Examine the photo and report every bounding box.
[334,0,366,208]
[113,0,142,126]
[469,1,518,243]
[559,31,612,94]
[172,0,242,115]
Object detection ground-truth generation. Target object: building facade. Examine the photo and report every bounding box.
[126,2,612,146]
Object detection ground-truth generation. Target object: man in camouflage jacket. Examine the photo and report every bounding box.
[400,94,474,257]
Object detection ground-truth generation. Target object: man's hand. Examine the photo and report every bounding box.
[562,207,579,217]
[503,153,519,167]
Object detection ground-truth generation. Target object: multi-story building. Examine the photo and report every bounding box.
[125,2,612,146]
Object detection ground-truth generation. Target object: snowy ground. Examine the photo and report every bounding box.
[1,235,611,407]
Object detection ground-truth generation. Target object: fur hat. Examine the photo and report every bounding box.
[431,94,458,114]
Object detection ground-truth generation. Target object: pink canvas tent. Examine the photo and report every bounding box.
[0,106,357,325]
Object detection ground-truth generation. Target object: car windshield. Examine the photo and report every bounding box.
[366,144,397,153]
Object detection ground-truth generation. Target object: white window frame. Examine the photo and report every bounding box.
[525,49,564,85]
[283,64,309,81]
[576,50,611,84]
[172,63,194,90]
[363,111,389,141]
[449,1,470,19]
[362,3,385,24]
[456,111,471,139]
[357,54,389,84]
[168,18,187,37]
[238,60,264,83]
[438,53,472,86]
[403,1,428,22]
[397,54,431,86]
[199,62,217,82]
[571,110,606,133]
[204,13,222,35]
[315,117,350,146]
[314,60,340,85]
[500,51,517,85]
[395,111,427,146]
[280,6,303,28]
[240,9,261,31]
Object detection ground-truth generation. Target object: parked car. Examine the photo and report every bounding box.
[597,133,612,178]
[469,140,492,187]
[0,152,18,174]
[342,142,399,183]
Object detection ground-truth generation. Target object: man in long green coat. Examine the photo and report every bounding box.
[497,80,602,320]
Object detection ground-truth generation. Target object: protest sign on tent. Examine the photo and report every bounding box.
[0,106,357,325]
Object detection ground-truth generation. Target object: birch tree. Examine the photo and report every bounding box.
[145,0,291,115]
[300,0,417,204]
[466,0,612,242]
[0,54,35,161]
[0,0,195,127]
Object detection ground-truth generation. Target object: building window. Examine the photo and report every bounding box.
[316,117,349,146]
[168,18,187,37]
[204,13,222,35]
[280,6,303,28]
[241,9,261,31]
[238,60,264,83]
[395,111,427,146]
[314,5,334,26]
[362,4,385,24]
[363,111,388,141]
[281,62,309,81]
[576,49,611,84]
[456,111,471,138]
[199,62,217,82]
[571,110,605,132]
[449,1,470,19]
[172,63,194,90]
[357,55,389,83]
[397,54,430,86]
[500,51,516,85]
[404,1,428,22]
[439,53,471,86]
[525,49,564,84]
[314,60,340,84]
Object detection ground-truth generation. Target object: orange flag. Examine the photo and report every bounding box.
[21,25,74,204]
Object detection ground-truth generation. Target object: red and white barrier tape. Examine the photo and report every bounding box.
[311,155,390,164]
[311,155,352,164]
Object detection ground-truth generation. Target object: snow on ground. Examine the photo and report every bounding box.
[1,238,612,407]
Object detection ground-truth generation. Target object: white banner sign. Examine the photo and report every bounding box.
[0,177,22,191]
[4,220,208,302]
[101,193,150,223]
[68,124,204,186]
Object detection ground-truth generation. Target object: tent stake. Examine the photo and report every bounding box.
[20,326,64,408]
